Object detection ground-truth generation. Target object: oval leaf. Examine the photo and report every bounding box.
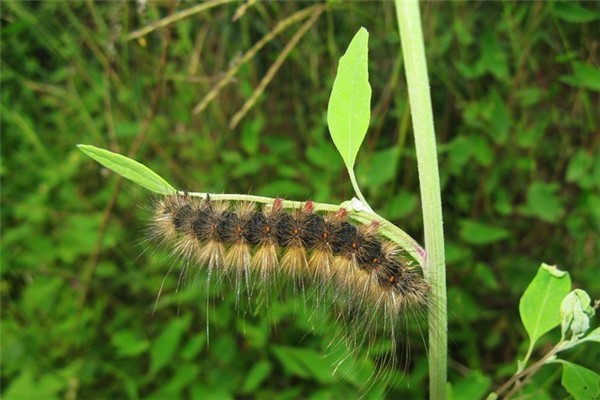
[327,27,372,171]
[459,220,510,245]
[78,144,176,195]
[519,263,571,345]
[561,361,600,400]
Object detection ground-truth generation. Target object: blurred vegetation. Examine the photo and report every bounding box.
[2,1,599,399]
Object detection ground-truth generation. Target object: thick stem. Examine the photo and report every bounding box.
[394,1,448,398]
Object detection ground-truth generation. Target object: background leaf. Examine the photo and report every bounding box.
[560,62,600,92]
[4,3,600,399]
[78,144,176,195]
[327,27,372,171]
[519,264,571,345]
[459,220,510,245]
[150,315,192,376]
[448,370,491,400]
[551,2,600,23]
[519,181,565,223]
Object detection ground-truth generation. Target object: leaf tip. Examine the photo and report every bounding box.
[77,144,92,154]
[542,263,567,278]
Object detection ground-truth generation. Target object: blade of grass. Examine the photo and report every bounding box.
[126,0,234,41]
[395,1,447,398]
[192,4,323,115]
[2,106,53,164]
[229,5,325,129]
[232,0,257,22]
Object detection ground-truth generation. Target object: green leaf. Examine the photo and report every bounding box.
[386,190,417,220]
[566,150,594,188]
[111,330,150,357]
[552,2,600,23]
[581,327,600,344]
[241,361,272,393]
[449,370,491,400]
[149,315,191,375]
[488,90,510,144]
[77,144,176,195]
[459,220,510,245]
[327,27,372,171]
[272,346,335,383]
[478,29,508,80]
[519,264,571,346]
[561,361,600,400]
[520,181,565,223]
[4,369,65,400]
[356,146,399,187]
[560,289,595,339]
[560,62,600,92]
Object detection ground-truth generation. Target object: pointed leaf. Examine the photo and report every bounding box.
[327,27,372,170]
[78,144,176,195]
[519,264,571,345]
[581,327,600,344]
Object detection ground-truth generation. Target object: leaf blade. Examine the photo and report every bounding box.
[519,263,571,345]
[78,144,176,195]
[561,361,600,400]
[327,27,372,171]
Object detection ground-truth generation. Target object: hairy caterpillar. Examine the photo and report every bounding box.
[150,193,430,350]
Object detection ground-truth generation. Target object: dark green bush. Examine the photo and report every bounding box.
[2,2,598,398]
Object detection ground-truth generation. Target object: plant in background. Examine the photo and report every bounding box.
[78,2,599,399]
[79,25,432,393]
[4,1,599,399]
[489,264,599,400]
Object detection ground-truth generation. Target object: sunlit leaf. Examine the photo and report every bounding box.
[327,27,372,171]
[78,144,176,195]
[519,264,571,345]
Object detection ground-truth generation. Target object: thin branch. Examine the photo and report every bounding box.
[192,4,324,115]
[126,0,233,41]
[229,5,325,129]
[494,344,562,399]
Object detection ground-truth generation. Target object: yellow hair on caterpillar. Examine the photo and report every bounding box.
[151,194,429,319]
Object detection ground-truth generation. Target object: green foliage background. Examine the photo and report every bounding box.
[2,2,599,399]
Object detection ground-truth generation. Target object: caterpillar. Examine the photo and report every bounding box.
[150,193,429,336]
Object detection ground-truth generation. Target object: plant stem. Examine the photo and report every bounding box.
[394,1,447,398]
[494,343,562,398]
[348,169,374,213]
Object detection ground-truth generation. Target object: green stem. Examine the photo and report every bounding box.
[394,1,447,399]
[494,342,563,398]
[348,169,374,213]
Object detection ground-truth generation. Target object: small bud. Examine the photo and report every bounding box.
[303,201,314,213]
[272,198,283,212]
